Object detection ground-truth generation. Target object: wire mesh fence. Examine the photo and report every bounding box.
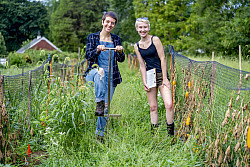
[168,45,249,165]
[168,45,249,115]
[3,55,87,111]
[0,48,249,165]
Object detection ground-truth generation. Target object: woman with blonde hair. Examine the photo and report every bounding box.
[134,17,174,136]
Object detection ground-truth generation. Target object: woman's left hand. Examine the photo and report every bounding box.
[162,78,171,89]
[115,45,123,53]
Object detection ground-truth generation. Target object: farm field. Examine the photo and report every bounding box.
[0,54,249,166]
[1,0,249,165]
[36,60,204,166]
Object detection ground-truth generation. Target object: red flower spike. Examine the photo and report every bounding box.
[27,144,31,157]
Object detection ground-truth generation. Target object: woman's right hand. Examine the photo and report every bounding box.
[144,84,150,91]
[97,45,106,52]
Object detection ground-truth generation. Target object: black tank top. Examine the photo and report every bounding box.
[137,36,162,73]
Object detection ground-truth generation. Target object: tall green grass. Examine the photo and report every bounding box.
[38,60,203,166]
[5,55,248,166]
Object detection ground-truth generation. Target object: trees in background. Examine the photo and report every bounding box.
[109,0,139,43]
[0,0,49,52]
[0,0,249,58]
[49,0,108,52]
[0,32,7,56]
[133,0,249,58]
[133,0,191,47]
[177,0,249,56]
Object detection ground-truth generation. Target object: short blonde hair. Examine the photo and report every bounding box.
[135,17,150,28]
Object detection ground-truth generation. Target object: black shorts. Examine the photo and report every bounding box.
[156,72,170,88]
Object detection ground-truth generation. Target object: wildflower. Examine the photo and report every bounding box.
[27,144,31,157]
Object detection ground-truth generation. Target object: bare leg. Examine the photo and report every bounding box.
[146,87,158,124]
[159,85,174,124]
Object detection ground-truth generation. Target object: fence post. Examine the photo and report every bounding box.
[78,47,80,74]
[31,50,33,64]
[0,75,9,164]
[77,47,81,86]
[28,71,31,129]
[236,45,242,102]
[128,54,130,68]
[0,75,4,163]
[22,67,24,91]
[239,45,242,89]
[73,59,75,80]
[210,51,216,110]
[62,64,65,85]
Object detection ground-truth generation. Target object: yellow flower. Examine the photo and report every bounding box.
[172,80,176,86]
[188,81,191,89]
[185,92,189,98]
[186,114,191,126]
[247,126,250,148]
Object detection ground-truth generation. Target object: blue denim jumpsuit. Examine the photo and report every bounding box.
[85,41,115,136]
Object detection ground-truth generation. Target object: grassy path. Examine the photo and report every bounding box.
[43,60,203,166]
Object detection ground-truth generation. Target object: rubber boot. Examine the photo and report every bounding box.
[167,122,174,136]
[151,124,159,135]
[95,101,105,116]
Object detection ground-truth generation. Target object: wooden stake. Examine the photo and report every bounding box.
[47,59,53,116]
[239,45,242,82]
[28,71,31,129]
[73,59,75,80]
[210,51,216,110]
[238,45,242,95]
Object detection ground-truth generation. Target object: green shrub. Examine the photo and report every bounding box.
[8,49,83,67]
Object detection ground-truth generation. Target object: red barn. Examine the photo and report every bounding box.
[16,34,62,53]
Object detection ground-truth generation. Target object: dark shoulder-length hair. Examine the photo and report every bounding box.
[102,11,118,24]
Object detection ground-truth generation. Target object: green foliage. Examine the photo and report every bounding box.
[3,56,249,166]
[109,0,139,43]
[0,0,249,59]
[7,49,81,68]
[133,0,191,46]
[122,41,135,56]
[0,32,7,55]
[49,0,108,52]
[132,0,249,58]
[0,0,49,51]
[220,5,250,57]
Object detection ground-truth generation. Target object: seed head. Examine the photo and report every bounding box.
[218,152,223,165]
[222,117,228,126]
[214,149,218,159]
[224,146,230,163]
[223,134,228,144]
[215,134,220,148]
[234,142,240,153]
[236,158,240,167]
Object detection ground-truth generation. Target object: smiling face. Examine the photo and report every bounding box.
[102,16,116,33]
[136,21,150,38]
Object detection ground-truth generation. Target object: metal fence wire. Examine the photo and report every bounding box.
[168,45,250,125]
[3,56,86,110]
